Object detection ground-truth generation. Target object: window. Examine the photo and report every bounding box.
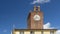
[20,31,24,34]
[50,31,54,34]
[30,31,34,34]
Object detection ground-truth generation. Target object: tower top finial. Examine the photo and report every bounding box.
[34,6,40,11]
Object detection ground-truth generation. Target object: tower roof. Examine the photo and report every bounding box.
[34,6,40,11]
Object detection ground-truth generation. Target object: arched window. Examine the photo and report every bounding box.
[41,31,43,34]
[50,31,54,34]
[30,31,34,34]
[20,31,24,34]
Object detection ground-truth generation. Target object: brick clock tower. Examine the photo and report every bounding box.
[13,6,57,34]
[27,6,43,29]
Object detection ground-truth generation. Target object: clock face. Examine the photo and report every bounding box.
[33,14,40,21]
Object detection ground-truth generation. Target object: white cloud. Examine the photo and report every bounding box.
[43,22,60,34]
[11,31,12,34]
[43,22,54,29]
[31,0,50,4]
[56,30,60,34]
[43,22,50,29]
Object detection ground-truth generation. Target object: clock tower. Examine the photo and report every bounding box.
[27,6,43,29]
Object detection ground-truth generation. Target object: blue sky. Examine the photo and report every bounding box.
[0,0,60,34]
